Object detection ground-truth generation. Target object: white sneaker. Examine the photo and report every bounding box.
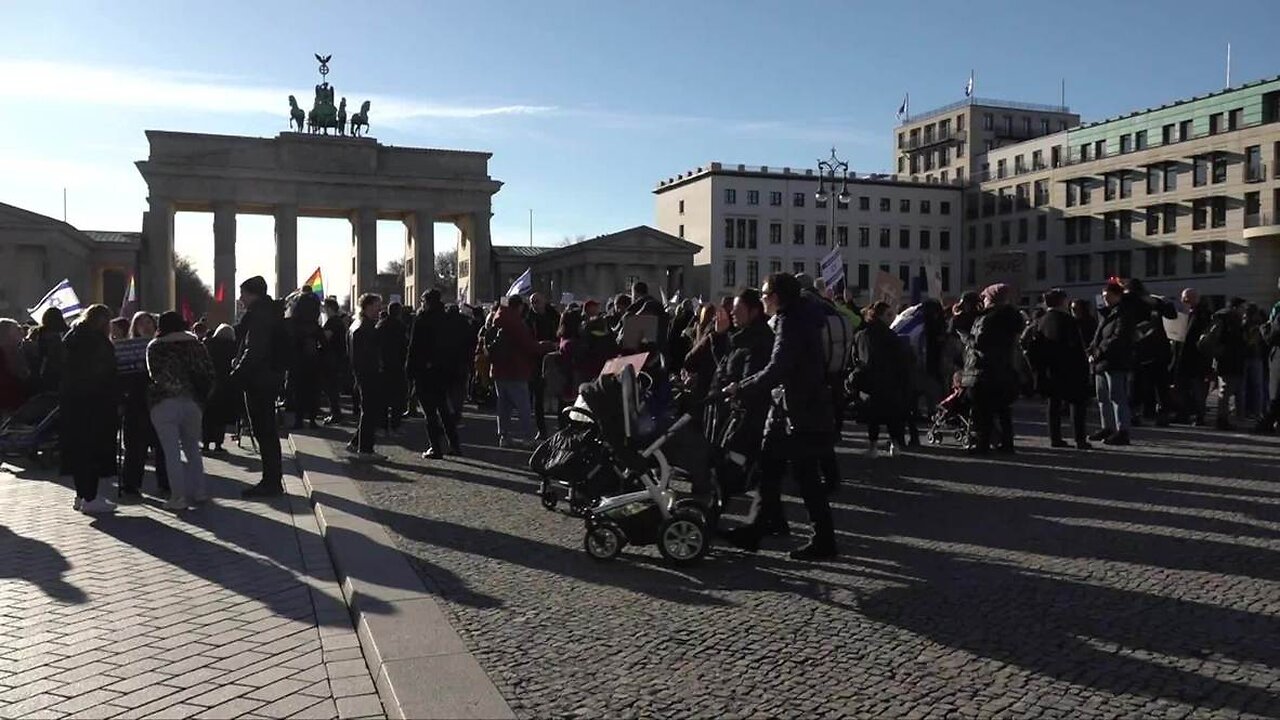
[80,497,117,515]
[888,443,900,458]
[163,497,191,511]
[865,446,880,459]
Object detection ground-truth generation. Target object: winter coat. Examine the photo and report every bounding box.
[147,332,216,407]
[737,296,834,438]
[1209,309,1247,377]
[707,318,774,459]
[848,320,912,423]
[348,318,383,385]
[622,295,670,354]
[377,316,408,385]
[961,304,1025,404]
[1266,320,1280,400]
[682,331,726,402]
[230,295,286,395]
[1088,297,1140,374]
[203,335,240,430]
[23,327,66,395]
[1132,295,1177,368]
[488,306,542,383]
[1173,303,1212,379]
[406,306,469,382]
[0,344,29,413]
[59,324,119,480]
[1036,308,1090,403]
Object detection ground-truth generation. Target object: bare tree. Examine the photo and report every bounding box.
[435,249,458,299]
[174,254,213,317]
[558,234,588,247]
[382,259,405,282]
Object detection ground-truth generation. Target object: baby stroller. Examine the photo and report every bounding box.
[580,365,719,566]
[925,385,972,446]
[0,393,61,464]
[529,381,636,516]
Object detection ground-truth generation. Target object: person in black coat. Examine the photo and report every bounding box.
[1208,298,1248,430]
[1087,280,1139,445]
[320,297,350,425]
[707,290,774,483]
[1124,279,1177,427]
[525,293,560,439]
[961,283,1025,454]
[230,276,287,496]
[406,290,466,459]
[23,308,69,396]
[347,293,385,457]
[723,273,838,560]
[1034,289,1092,449]
[377,302,409,434]
[202,324,239,452]
[60,305,120,514]
[848,302,910,456]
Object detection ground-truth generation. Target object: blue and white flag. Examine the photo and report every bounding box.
[819,246,844,287]
[896,93,909,121]
[505,268,533,297]
[28,279,83,323]
[965,70,974,98]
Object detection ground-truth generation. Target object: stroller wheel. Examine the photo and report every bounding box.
[584,524,623,561]
[540,492,558,511]
[657,509,709,565]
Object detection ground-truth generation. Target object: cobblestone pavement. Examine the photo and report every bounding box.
[329,405,1280,720]
[0,441,384,719]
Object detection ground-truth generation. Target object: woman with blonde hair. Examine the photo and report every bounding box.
[119,311,167,501]
[60,305,120,514]
[147,311,215,510]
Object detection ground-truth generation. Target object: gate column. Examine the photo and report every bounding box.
[405,209,435,305]
[350,207,378,305]
[141,196,175,311]
[212,202,237,323]
[274,204,298,298]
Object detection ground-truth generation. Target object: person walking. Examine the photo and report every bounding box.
[1172,288,1212,425]
[320,297,349,425]
[1033,289,1092,449]
[1087,280,1138,445]
[848,302,910,458]
[525,293,560,440]
[147,312,216,511]
[231,276,287,497]
[201,324,238,452]
[378,302,409,435]
[723,273,838,560]
[961,284,1025,454]
[60,305,120,514]
[288,286,324,431]
[485,295,541,448]
[347,293,385,459]
[1206,298,1248,430]
[120,312,170,502]
[406,290,464,459]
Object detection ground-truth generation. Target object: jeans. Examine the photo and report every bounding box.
[1095,371,1131,434]
[353,377,385,453]
[417,371,460,453]
[1243,359,1266,417]
[1218,374,1243,426]
[150,396,206,501]
[244,389,283,487]
[496,379,533,441]
[122,400,168,492]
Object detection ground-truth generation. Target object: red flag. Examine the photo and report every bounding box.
[215,282,225,303]
[181,298,195,324]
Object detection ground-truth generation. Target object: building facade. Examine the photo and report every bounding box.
[963,76,1280,307]
[654,163,964,299]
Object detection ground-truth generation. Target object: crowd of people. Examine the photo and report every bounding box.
[1,268,1277,556]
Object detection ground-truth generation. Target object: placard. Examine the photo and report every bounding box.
[114,337,150,376]
[871,271,903,310]
[1163,312,1190,343]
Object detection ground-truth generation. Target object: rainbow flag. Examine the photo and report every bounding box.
[302,268,324,298]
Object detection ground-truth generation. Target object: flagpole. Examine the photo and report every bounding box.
[1226,42,1231,88]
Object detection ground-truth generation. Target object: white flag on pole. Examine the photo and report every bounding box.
[28,278,83,323]
[505,268,533,297]
[965,70,974,98]
[819,246,844,287]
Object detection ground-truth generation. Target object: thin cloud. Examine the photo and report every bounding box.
[1,59,556,124]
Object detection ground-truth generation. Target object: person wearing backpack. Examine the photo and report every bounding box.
[1034,289,1092,449]
[1172,288,1213,425]
[1206,298,1248,430]
[848,302,911,457]
[230,276,286,498]
[797,274,854,488]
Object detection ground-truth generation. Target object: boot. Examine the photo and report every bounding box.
[790,538,838,561]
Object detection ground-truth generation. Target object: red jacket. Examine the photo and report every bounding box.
[489,307,541,382]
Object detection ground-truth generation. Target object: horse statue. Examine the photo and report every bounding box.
[337,98,348,136]
[307,82,340,134]
[350,100,371,137]
[288,95,305,132]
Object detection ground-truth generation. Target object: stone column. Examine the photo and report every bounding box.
[141,196,175,311]
[468,211,493,302]
[350,207,378,305]
[405,210,435,305]
[274,204,298,299]
[212,202,237,324]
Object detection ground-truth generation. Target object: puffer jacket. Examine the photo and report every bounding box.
[961,304,1025,402]
[146,332,216,406]
[1088,295,1141,373]
[737,296,833,437]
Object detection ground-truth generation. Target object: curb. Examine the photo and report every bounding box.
[288,433,515,720]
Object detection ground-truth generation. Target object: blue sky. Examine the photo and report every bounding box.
[3,0,1279,299]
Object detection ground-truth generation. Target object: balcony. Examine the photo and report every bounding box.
[1246,163,1268,183]
[1243,212,1280,240]
[901,129,963,153]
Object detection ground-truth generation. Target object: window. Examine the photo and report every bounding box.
[793,192,806,207]
[816,195,827,209]
[1194,155,1208,186]
[1079,143,1091,162]
[966,259,976,285]
[983,193,996,216]
[1121,173,1133,199]
[858,226,870,247]
[921,200,931,214]
[837,225,849,247]
[940,230,951,251]
[1246,145,1263,182]
[1246,191,1261,224]
[940,201,951,215]
[1179,120,1192,141]
[957,114,966,132]
[770,191,783,206]
[1105,173,1117,201]
[1003,115,1013,135]
[725,189,737,204]
[1211,196,1227,228]
[999,187,1011,214]
[678,199,685,215]
[1034,179,1049,206]
[746,260,759,288]
[1063,254,1092,283]
[1192,241,1227,274]
[723,218,734,248]
[1147,166,1160,195]
[981,163,991,182]
[1135,130,1147,150]
[793,223,806,245]
[1162,123,1174,145]
[899,228,911,249]
[1162,204,1177,234]
[748,219,758,249]
[1120,134,1132,154]
[968,226,977,250]
[1031,150,1044,171]
[859,196,871,210]
[898,132,905,149]
[879,228,891,248]
[1209,113,1221,135]
[920,229,931,250]
[1192,199,1207,230]
[1036,251,1047,280]
[1040,119,1050,135]
[1101,251,1132,278]
[1079,217,1092,244]
[1163,245,1178,276]
[1066,182,1077,207]
[770,222,783,244]
[1094,139,1106,159]
[770,258,782,273]
[1036,214,1047,241]
[1164,163,1177,192]
[1146,207,1160,236]
[1015,154,1026,174]
[793,261,806,275]
[723,258,736,287]
[940,119,951,136]
[1229,108,1242,131]
[815,224,828,246]
[1000,220,1010,246]
[899,264,910,287]
[983,223,993,247]
[1104,212,1118,241]
[941,266,951,292]
[1080,180,1091,205]
[747,190,759,205]
[678,224,684,238]
[983,113,993,130]
[837,196,849,210]
[1144,248,1160,278]
[858,263,870,290]
[1051,146,1062,168]
[1016,183,1030,210]
[1119,210,1132,239]
[1023,117,1032,135]
[900,199,911,213]
[1017,218,1028,243]
[997,159,1007,179]
[1212,154,1227,184]
[879,198,891,212]
[736,218,747,248]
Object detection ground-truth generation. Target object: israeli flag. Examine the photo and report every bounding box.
[896,93,909,121]
[28,278,83,323]
[819,247,844,287]
[965,71,974,98]
[505,267,533,297]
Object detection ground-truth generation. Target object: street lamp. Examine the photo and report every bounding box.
[816,147,851,291]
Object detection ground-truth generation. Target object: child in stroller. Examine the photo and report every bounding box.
[926,372,972,446]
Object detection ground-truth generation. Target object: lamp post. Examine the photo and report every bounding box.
[816,147,851,292]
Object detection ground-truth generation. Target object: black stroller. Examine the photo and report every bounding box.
[0,393,61,464]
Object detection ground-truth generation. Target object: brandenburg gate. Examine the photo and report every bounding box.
[134,56,501,318]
